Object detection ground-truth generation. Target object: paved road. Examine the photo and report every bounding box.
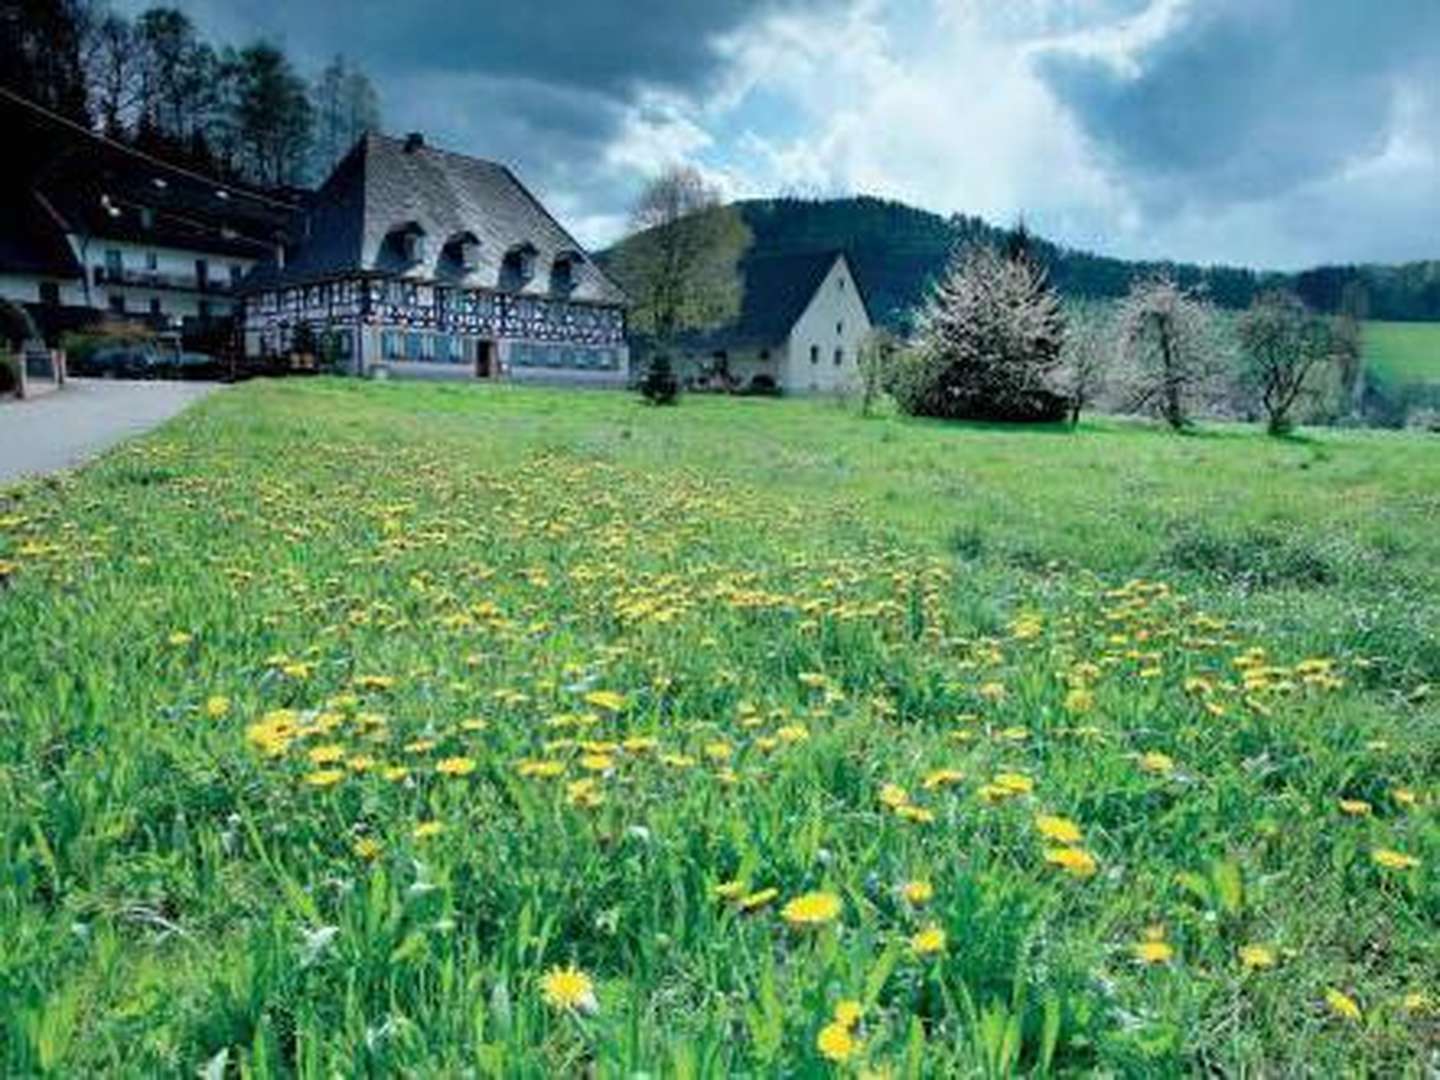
[0,378,220,485]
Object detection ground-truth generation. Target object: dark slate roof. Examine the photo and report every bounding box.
[1,86,297,267]
[244,133,625,305]
[0,190,81,278]
[678,250,860,351]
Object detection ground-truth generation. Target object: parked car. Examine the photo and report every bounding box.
[72,345,159,379]
[173,351,223,380]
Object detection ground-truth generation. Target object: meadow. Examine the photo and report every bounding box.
[1365,320,1440,387]
[1,380,1436,1076]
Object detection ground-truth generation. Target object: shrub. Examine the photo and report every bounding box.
[0,354,16,396]
[743,373,780,396]
[904,244,1068,423]
[639,354,680,405]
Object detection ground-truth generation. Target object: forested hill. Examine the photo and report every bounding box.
[710,196,1440,331]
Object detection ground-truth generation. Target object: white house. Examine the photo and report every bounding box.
[673,251,873,393]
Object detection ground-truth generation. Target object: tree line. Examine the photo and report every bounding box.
[1,0,381,188]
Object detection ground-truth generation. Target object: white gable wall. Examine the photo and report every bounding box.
[782,255,873,393]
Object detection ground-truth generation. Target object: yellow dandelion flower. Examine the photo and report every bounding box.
[896,804,935,823]
[703,741,733,762]
[353,837,382,860]
[540,965,598,1014]
[1238,944,1276,970]
[1035,814,1083,845]
[412,821,445,840]
[304,768,345,787]
[1138,751,1175,775]
[833,999,863,1029]
[1371,847,1420,870]
[1132,940,1174,965]
[879,783,909,809]
[436,756,476,777]
[204,695,231,719]
[776,724,809,744]
[993,772,1034,794]
[1063,687,1094,713]
[583,690,627,713]
[517,759,565,778]
[1338,798,1371,816]
[713,879,747,900]
[383,766,410,782]
[817,1020,859,1063]
[902,880,933,905]
[1044,846,1099,878]
[910,925,947,956]
[579,753,614,772]
[308,744,346,765]
[1391,787,1417,807]
[921,768,964,790]
[167,631,193,647]
[978,681,1006,701]
[782,890,842,927]
[1325,988,1361,1021]
[353,675,395,691]
[738,887,779,912]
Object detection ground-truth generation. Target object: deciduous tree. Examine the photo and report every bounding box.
[1237,290,1334,436]
[1116,276,1219,430]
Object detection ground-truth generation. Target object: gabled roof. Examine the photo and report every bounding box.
[244,133,625,305]
[679,250,866,351]
[0,190,81,278]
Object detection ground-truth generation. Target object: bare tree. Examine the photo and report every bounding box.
[1058,301,1112,427]
[1116,276,1219,430]
[609,166,750,351]
[1333,279,1368,415]
[312,55,380,178]
[1237,290,1334,436]
[82,9,140,135]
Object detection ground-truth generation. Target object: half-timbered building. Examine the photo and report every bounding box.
[241,132,628,382]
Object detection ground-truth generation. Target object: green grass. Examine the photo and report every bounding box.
[1,380,1436,1075]
[1365,320,1440,385]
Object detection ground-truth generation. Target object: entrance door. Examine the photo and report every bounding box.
[474,340,494,378]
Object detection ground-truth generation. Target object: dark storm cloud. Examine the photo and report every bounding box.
[1036,0,1440,207]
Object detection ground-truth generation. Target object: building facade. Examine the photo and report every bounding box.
[0,87,294,347]
[240,133,628,382]
[673,252,872,393]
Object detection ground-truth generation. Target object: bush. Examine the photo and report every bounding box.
[904,244,1069,422]
[742,373,779,396]
[639,354,680,405]
[0,354,16,396]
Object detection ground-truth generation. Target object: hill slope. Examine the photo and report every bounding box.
[605,195,1440,332]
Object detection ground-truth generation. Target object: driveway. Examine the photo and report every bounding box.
[0,378,220,486]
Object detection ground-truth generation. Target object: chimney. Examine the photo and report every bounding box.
[404,132,425,153]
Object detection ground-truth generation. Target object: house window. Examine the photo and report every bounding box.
[834,347,843,367]
[144,251,157,273]
[810,345,819,365]
[759,349,770,361]
[230,264,243,287]
[105,249,123,277]
[406,331,422,359]
[39,281,60,306]
[837,321,843,335]
[382,330,404,359]
[838,276,846,291]
[195,259,209,289]
[140,206,155,229]
[108,293,125,314]
[149,297,162,316]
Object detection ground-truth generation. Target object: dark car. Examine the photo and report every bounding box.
[174,351,223,380]
[74,345,159,379]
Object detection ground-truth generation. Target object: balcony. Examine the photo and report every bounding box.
[92,266,235,294]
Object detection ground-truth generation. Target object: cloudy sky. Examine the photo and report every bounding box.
[129,0,1440,269]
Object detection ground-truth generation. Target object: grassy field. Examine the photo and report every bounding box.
[1365,320,1440,385]
[1,381,1436,1076]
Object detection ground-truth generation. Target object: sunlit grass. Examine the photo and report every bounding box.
[0,380,1435,1074]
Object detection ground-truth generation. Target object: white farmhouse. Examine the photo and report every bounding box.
[673,251,873,393]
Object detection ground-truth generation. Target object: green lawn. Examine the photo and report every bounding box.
[1365,320,1440,385]
[1,381,1436,1075]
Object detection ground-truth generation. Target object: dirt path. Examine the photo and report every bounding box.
[0,378,219,486]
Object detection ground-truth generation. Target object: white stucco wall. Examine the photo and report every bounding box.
[0,273,87,307]
[782,255,873,393]
[65,235,252,320]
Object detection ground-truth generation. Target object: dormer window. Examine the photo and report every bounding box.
[441,231,481,275]
[551,251,582,294]
[403,230,426,264]
[502,242,538,287]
